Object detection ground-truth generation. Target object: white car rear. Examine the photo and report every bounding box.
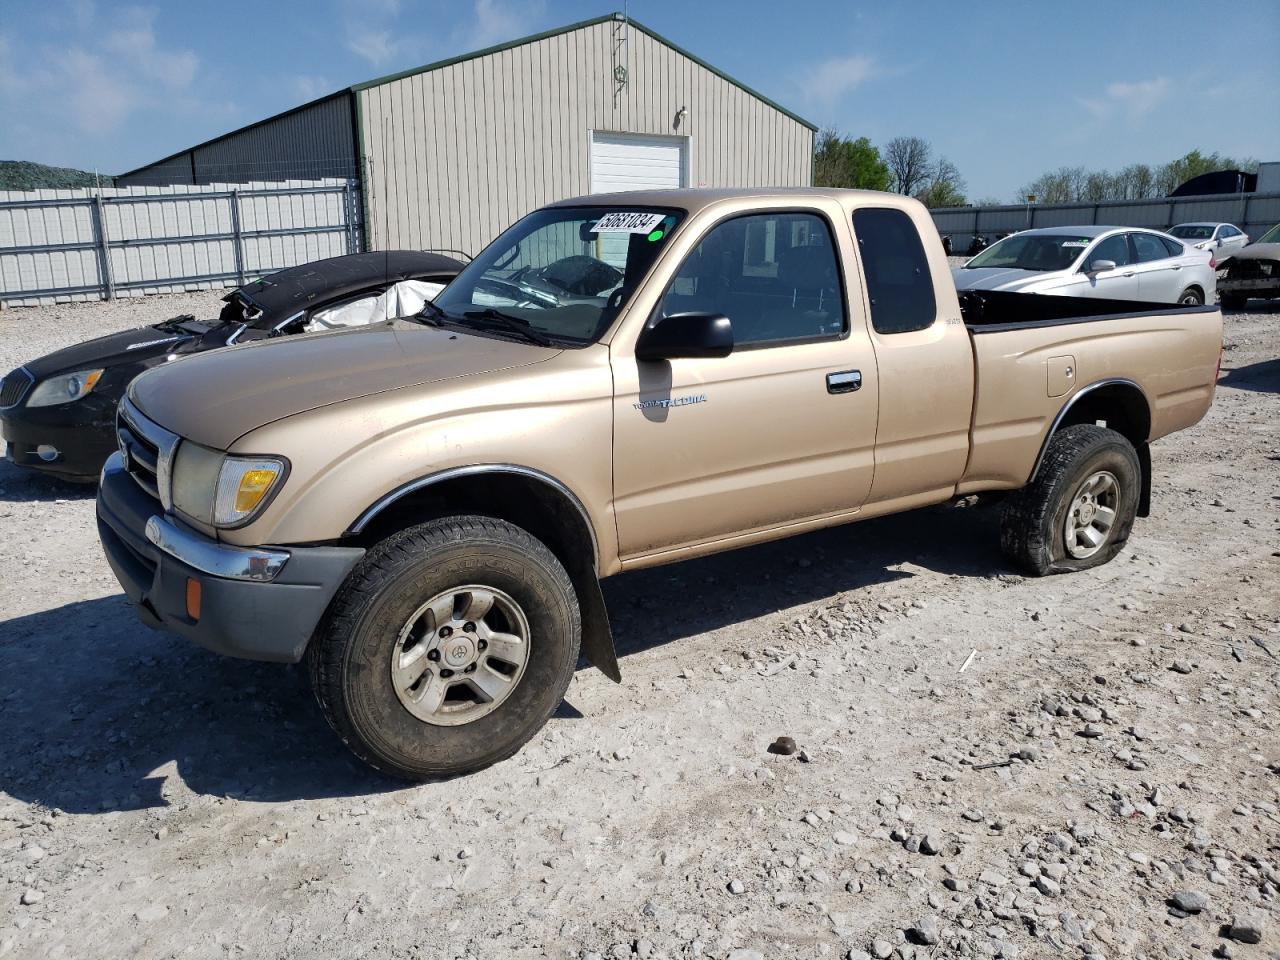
[1169,222,1249,255]
[953,226,1216,305]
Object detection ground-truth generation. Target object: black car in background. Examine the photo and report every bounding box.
[0,250,463,482]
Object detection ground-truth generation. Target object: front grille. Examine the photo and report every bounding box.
[116,398,179,508]
[0,367,33,408]
[1228,260,1275,281]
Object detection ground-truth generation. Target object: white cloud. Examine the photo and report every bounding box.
[1079,77,1171,119]
[347,28,398,67]
[292,74,333,101]
[458,0,545,50]
[62,48,139,135]
[0,3,222,159]
[799,55,877,108]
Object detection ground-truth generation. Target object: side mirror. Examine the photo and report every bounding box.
[1087,259,1117,274]
[635,312,733,361]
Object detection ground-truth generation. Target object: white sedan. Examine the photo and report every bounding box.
[954,226,1216,305]
[1168,222,1250,256]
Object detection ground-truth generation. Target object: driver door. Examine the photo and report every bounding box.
[611,209,879,561]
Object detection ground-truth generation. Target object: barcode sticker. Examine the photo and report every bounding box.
[591,212,666,234]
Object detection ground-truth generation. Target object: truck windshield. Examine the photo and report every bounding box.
[1256,223,1280,244]
[428,206,686,346]
[964,234,1093,272]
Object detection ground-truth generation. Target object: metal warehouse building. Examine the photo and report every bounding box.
[118,13,816,257]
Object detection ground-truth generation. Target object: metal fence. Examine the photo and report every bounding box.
[931,191,1280,249]
[0,178,363,306]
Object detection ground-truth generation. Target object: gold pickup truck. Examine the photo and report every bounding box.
[96,189,1222,779]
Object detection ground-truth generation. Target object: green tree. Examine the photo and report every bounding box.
[813,129,891,190]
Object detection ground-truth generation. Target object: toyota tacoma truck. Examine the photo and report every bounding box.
[95,189,1222,780]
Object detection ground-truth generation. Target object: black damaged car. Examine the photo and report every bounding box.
[1,250,463,482]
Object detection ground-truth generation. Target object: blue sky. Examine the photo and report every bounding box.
[1,0,1276,199]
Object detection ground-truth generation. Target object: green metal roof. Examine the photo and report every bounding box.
[350,12,818,132]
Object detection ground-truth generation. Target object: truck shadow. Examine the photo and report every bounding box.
[0,458,97,503]
[1219,357,1279,394]
[0,501,1006,812]
[604,498,1006,660]
[0,595,397,813]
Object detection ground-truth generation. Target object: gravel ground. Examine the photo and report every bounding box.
[0,292,1277,960]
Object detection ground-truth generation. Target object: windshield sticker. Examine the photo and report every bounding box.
[1060,240,1090,247]
[591,212,667,234]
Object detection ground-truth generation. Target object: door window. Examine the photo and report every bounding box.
[1086,234,1130,269]
[852,207,937,334]
[657,212,846,347]
[1131,233,1171,263]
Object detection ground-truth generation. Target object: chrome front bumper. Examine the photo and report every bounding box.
[144,513,289,582]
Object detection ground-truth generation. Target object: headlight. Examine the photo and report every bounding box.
[214,457,286,527]
[170,444,286,528]
[27,369,104,407]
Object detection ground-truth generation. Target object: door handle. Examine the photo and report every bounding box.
[1122,271,1136,277]
[827,370,862,394]
[1170,264,1182,270]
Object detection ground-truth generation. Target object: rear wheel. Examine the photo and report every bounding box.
[1177,286,1205,306]
[308,515,581,779]
[1000,425,1140,576]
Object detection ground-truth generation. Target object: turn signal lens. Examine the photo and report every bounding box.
[234,469,278,512]
[185,578,202,620]
[213,457,286,526]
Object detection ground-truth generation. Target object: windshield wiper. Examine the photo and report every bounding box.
[462,308,555,347]
[405,299,446,326]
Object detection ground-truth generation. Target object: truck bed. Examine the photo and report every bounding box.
[955,290,1222,495]
[958,289,1218,329]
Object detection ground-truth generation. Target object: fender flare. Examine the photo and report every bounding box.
[347,464,621,683]
[1028,378,1150,483]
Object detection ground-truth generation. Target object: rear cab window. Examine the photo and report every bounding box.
[852,207,936,334]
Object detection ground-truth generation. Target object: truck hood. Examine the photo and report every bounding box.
[130,321,559,449]
[1224,242,1280,263]
[23,322,199,379]
[952,266,1067,293]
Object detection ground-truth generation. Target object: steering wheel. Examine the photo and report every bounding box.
[475,276,559,308]
[538,256,624,297]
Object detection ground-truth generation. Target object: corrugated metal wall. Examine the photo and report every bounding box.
[0,179,361,305]
[357,19,815,255]
[118,94,357,187]
[932,192,1280,248]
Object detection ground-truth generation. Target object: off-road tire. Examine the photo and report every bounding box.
[1000,425,1140,576]
[1219,293,1247,311]
[1177,286,1205,306]
[308,515,580,780]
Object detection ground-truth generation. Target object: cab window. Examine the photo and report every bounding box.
[852,207,936,334]
[657,212,846,348]
[1131,233,1171,263]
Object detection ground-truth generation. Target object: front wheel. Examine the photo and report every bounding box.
[308,516,581,779]
[1177,286,1205,306]
[1000,425,1141,576]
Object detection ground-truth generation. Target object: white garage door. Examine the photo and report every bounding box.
[590,132,687,193]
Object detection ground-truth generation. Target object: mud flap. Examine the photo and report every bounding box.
[578,576,621,683]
